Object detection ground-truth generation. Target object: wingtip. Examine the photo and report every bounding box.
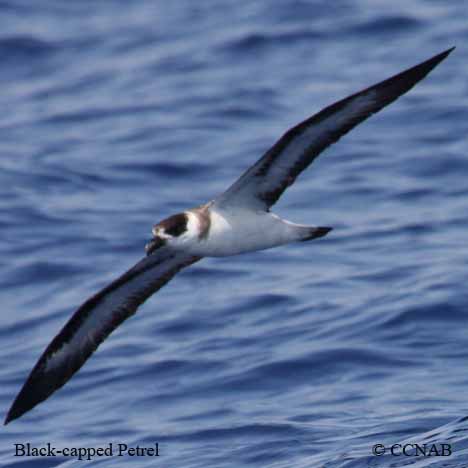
[407,47,454,78]
[433,46,455,62]
[3,372,49,426]
[4,407,19,426]
[4,397,29,425]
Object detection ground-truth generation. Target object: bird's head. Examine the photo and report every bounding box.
[145,212,191,255]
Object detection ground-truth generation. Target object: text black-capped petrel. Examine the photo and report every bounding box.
[5,48,454,424]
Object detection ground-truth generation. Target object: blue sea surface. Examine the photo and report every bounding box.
[1,1,468,467]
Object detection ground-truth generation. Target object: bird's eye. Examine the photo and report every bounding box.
[158,213,188,237]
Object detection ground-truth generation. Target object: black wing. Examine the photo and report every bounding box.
[215,48,454,210]
[5,250,201,424]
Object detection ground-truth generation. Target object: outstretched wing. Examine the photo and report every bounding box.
[5,249,201,424]
[215,48,454,211]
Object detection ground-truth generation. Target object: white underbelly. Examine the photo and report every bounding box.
[188,209,297,257]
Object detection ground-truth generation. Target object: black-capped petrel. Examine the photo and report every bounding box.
[5,48,454,424]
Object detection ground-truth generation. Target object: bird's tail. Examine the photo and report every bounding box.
[300,226,333,242]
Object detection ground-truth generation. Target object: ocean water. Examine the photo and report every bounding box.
[1,1,467,467]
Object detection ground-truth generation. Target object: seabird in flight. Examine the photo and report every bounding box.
[5,47,454,424]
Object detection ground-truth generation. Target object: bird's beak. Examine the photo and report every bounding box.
[145,236,165,256]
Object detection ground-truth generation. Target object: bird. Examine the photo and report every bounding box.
[5,47,454,425]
